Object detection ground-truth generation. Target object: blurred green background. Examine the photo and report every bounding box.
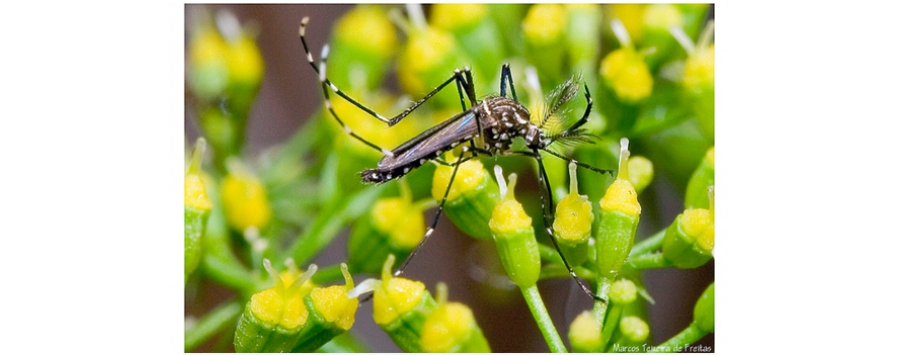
[184,4,714,352]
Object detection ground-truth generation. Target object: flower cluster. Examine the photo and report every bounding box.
[185,4,714,352]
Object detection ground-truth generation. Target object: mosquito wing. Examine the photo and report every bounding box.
[384,110,480,168]
[361,110,480,183]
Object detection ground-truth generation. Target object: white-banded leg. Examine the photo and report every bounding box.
[394,148,477,276]
[494,148,606,302]
[532,149,606,302]
[300,17,478,128]
[300,17,390,124]
[315,44,394,158]
[541,148,614,176]
[386,68,477,126]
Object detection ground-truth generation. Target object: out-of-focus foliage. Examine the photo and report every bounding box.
[185,4,713,353]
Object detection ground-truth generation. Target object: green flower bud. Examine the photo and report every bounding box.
[197,171,255,291]
[693,283,714,333]
[432,157,500,239]
[489,166,541,289]
[219,14,264,116]
[627,155,654,194]
[564,4,601,75]
[595,139,641,279]
[606,4,646,44]
[568,311,602,352]
[600,45,653,104]
[291,264,359,352]
[187,10,261,156]
[678,21,715,139]
[683,44,715,94]
[619,316,650,343]
[220,159,271,232]
[420,283,491,353]
[185,138,211,281]
[224,30,264,93]
[349,181,430,273]
[370,255,438,352]
[234,260,317,353]
[554,162,593,267]
[523,4,566,46]
[609,278,638,305]
[432,4,487,31]
[641,4,685,68]
[523,4,567,82]
[662,188,714,269]
[328,5,398,91]
[596,19,651,133]
[431,4,504,81]
[684,146,714,210]
[397,25,471,109]
[198,106,242,168]
[187,15,228,101]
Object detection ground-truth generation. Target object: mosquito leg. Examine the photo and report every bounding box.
[494,148,605,302]
[388,69,472,126]
[315,45,394,157]
[455,76,468,111]
[457,68,488,150]
[301,17,470,128]
[564,83,594,133]
[499,63,519,101]
[394,152,477,276]
[540,148,614,176]
[531,149,606,302]
[300,18,390,124]
[462,68,478,105]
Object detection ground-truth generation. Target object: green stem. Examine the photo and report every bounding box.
[538,264,596,282]
[200,178,256,294]
[539,243,564,265]
[317,332,372,353]
[648,323,707,353]
[626,253,672,270]
[629,229,666,256]
[287,198,344,266]
[185,300,242,351]
[521,285,567,353]
[599,304,622,352]
[592,275,612,349]
[260,113,320,187]
[201,254,256,294]
[284,185,383,266]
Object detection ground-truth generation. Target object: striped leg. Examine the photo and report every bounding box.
[489,148,607,301]
[315,44,395,158]
[529,149,606,303]
[541,148,614,176]
[300,17,390,124]
[388,68,477,127]
[394,149,477,276]
[300,17,477,132]
[558,83,593,135]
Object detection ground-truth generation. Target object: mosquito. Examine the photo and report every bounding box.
[300,17,613,301]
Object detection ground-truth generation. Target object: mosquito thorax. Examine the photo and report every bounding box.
[476,97,545,152]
